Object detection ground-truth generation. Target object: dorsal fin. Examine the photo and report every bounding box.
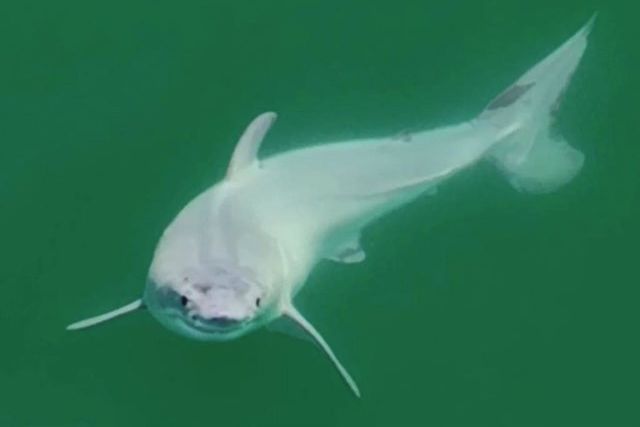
[226,112,277,179]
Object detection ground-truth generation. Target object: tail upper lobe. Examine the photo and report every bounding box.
[481,16,595,193]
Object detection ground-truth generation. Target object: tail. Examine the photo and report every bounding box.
[480,16,595,193]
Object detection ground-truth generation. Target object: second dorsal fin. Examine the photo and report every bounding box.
[226,112,277,179]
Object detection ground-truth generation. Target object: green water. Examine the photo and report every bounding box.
[1,1,638,426]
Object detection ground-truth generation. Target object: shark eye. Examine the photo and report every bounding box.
[255,298,261,308]
[180,295,189,307]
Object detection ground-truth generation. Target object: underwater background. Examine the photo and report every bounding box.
[1,0,638,426]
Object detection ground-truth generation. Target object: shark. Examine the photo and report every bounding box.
[67,17,595,397]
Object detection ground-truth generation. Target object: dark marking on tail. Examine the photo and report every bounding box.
[487,82,535,110]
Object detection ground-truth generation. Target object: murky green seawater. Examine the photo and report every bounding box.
[1,1,638,426]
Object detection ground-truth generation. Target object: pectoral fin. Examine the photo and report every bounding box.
[267,313,317,345]
[282,304,361,397]
[66,299,143,330]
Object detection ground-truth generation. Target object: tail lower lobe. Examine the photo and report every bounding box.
[481,16,595,193]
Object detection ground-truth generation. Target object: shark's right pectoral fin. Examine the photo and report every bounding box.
[66,299,144,330]
[282,304,361,398]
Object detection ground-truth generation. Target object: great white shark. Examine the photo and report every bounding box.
[68,17,595,397]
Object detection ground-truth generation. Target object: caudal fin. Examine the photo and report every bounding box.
[481,16,595,193]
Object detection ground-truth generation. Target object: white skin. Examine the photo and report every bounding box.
[68,17,594,397]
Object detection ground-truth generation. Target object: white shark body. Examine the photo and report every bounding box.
[68,18,595,397]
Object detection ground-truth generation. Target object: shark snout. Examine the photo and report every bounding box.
[187,284,252,323]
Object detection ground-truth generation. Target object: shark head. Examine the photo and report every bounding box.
[65,111,361,396]
[143,262,278,341]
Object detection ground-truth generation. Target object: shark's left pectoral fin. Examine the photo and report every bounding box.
[282,304,361,398]
[226,112,277,179]
[66,299,143,330]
